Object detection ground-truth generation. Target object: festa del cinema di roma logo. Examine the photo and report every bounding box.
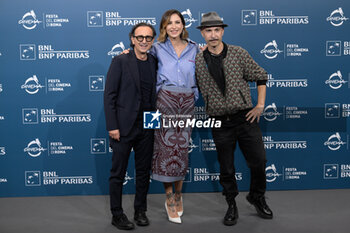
[143,110,221,129]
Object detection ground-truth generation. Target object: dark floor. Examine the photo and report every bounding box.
[0,189,349,233]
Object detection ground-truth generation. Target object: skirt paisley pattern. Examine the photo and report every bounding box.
[151,86,195,182]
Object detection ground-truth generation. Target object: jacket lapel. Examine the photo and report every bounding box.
[127,50,141,93]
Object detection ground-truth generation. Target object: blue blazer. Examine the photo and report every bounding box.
[104,50,157,136]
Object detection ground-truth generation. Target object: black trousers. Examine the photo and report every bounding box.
[109,119,154,216]
[211,114,267,201]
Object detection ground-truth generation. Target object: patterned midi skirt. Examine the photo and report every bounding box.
[151,86,195,182]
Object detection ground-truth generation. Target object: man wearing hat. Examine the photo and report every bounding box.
[195,12,273,226]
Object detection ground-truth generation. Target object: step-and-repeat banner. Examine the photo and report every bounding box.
[0,0,349,197]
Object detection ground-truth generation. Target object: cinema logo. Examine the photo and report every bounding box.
[267,74,308,88]
[326,41,350,56]
[326,7,349,27]
[325,71,349,89]
[263,103,308,121]
[193,168,242,182]
[18,10,42,30]
[262,103,282,121]
[260,40,283,59]
[242,10,308,26]
[21,75,44,94]
[24,139,47,157]
[324,132,348,151]
[87,11,156,27]
[324,164,350,179]
[107,42,126,58]
[263,136,307,150]
[22,108,91,124]
[21,74,72,95]
[24,139,73,157]
[265,164,282,182]
[181,9,198,28]
[18,10,69,29]
[260,40,309,59]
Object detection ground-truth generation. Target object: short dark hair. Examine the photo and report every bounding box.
[129,23,156,48]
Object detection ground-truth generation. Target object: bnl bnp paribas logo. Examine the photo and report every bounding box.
[87,11,156,27]
[325,103,350,118]
[326,41,350,56]
[143,110,161,129]
[241,10,309,26]
[181,9,198,28]
[89,75,105,91]
[324,164,350,179]
[91,138,107,154]
[22,108,91,124]
[327,7,349,26]
[324,132,348,151]
[20,44,90,60]
[325,71,349,89]
[25,171,93,186]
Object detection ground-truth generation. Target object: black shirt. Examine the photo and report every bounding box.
[136,57,153,119]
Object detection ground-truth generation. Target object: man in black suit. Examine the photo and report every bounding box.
[104,23,157,230]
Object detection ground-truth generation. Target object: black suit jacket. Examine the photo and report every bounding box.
[104,50,157,136]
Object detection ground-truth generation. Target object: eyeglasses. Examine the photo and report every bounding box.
[133,35,154,42]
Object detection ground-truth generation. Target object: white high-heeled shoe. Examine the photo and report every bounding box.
[165,201,181,224]
[176,196,183,217]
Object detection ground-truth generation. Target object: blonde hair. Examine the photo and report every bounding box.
[158,9,189,43]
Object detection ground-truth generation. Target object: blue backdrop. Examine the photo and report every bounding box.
[0,0,349,197]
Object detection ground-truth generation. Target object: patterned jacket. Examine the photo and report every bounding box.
[195,45,268,116]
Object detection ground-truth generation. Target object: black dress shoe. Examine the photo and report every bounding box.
[246,195,273,219]
[134,211,149,226]
[223,201,239,226]
[112,214,135,230]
